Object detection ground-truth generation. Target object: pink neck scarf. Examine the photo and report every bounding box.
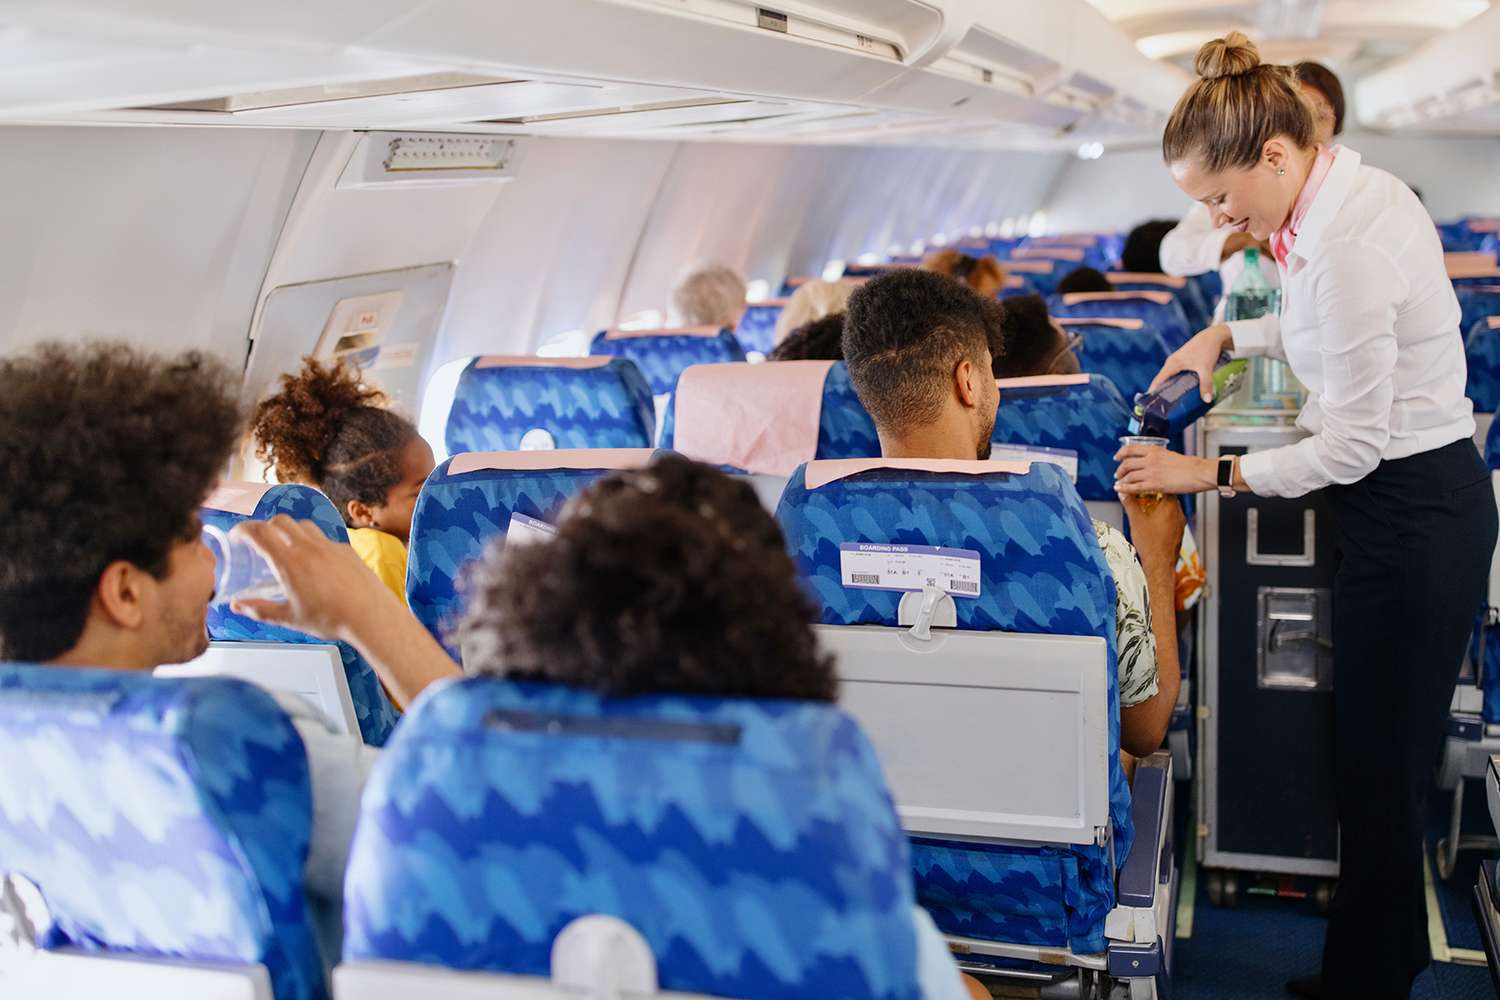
[1271,146,1336,266]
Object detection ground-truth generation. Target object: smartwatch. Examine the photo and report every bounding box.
[1217,455,1237,498]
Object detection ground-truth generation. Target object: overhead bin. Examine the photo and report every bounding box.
[1357,6,1500,133]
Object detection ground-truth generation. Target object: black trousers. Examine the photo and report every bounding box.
[1320,437,1497,999]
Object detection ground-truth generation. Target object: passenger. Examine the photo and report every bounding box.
[768,312,845,361]
[991,293,1080,378]
[772,278,854,345]
[1055,265,1114,295]
[921,247,1007,299]
[671,263,748,330]
[235,453,983,1000]
[0,341,373,960]
[841,270,1183,758]
[1120,219,1180,274]
[250,357,434,602]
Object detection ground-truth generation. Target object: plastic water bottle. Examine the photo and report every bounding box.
[202,524,285,606]
[1223,247,1280,322]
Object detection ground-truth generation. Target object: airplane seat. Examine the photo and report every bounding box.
[1106,272,1213,332]
[1056,316,1172,403]
[587,327,747,397]
[733,298,787,355]
[1466,316,1500,414]
[999,259,1063,297]
[335,677,924,1000]
[198,482,398,746]
[992,374,1132,524]
[0,663,323,1000]
[1456,284,1500,339]
[1188,269,1223,311]
[1048,291,1194,352]
[405,449,656,660]
[443,357,655,456]
[774,459,1173,990]
[661,360,879,473]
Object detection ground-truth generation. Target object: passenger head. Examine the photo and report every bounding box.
[772,279,854,345]
[1056,266,1113,294]
[1120,220,1178,274]
[1294,60,1345,145]
[921,248,1007,299]
[0,342,241,668]
[1162,33,1320,241]
[842,270,1003,461]
[460,454,835,701]
[768,313,845,361]
[994,294,1080,379]
[671,264,748,329]
[250,357,433,545]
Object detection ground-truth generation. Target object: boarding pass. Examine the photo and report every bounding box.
[839,543,982,598]
[507,512,558,546]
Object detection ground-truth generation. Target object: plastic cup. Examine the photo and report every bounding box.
[202,524,285,606]
[1118,435,1170,512]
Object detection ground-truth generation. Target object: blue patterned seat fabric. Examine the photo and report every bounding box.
[1108,276,1212,333]
[1002,262,1063,297]
[774,461,1131,955]
[735,301,786,355]
[0,663,323,1000]
[588,329,747,396]
[343,677,922,1000]
[203,484,397,746]
[407,455,652,658]
[1441,220,1489,252]
[1064,321,1171,403]
[445,358,655,455]
[1457,287,1500,342]
[993,375,1132,502]
[1465,319,1500,413]
[1048,293,1193,352]
[658,361,880,463]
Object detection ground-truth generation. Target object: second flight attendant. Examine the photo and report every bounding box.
[1114,32,1497,1000]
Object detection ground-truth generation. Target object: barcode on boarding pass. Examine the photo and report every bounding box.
[839,542,982,598]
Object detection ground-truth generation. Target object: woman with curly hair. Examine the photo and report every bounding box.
[250,357,434,601]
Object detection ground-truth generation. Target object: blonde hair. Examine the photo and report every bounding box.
[1162,32,1315,174]
[772,280,855,345]
[920,249,1007,300]
[671,265,747,329]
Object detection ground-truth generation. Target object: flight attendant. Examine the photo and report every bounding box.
[1114,32,1497,1000]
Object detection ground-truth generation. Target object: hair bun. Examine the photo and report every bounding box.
[1195,31,1261,80]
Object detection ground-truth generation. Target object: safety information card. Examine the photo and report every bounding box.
[838,542,982,597]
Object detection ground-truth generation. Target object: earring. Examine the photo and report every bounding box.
[1277,168,1286,175]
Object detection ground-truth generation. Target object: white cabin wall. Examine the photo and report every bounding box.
[1042,131,1500,236]
[0,125,316,364]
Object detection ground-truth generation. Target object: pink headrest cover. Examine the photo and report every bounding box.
[1055,317,1145,331]
[672,361,835,477]
[1107,272,1186,289]
[204,482,275,516]
[804,458,1031,490]
[447,449,655,475]
[476,356,613,370]
[603,326,723,341]
[1013,247,1085,262]
[1061,290,1174,306]
[996,374,1092,389]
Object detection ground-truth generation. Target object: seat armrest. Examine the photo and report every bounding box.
[1118,751,1172,909]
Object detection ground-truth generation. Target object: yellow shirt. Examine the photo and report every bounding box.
[348,528,409,604]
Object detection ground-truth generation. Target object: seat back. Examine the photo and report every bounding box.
[1058,317,1171,403]
[1106,271,1212,332]
[774,459,1131,954]
[1000,259,1063,296]
[0,664,322,1000]
[589,327,747,396]
[992,374,1132,502]
[202,483,397,746]
[1048,290,1193,352]
[444,357,655,455]
[734,299,787,355]
[405,449,655,658]
[342,678,922,1000]
[1458,285,1500,339]
[1467,317,1500,414]
[662,361,879,474]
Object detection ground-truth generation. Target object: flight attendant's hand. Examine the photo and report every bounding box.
[1149,323,1235,402]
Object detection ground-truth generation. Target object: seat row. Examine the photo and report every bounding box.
[0,454,1176,1000]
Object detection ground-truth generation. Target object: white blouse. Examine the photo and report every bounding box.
[1225,146,1474,499]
